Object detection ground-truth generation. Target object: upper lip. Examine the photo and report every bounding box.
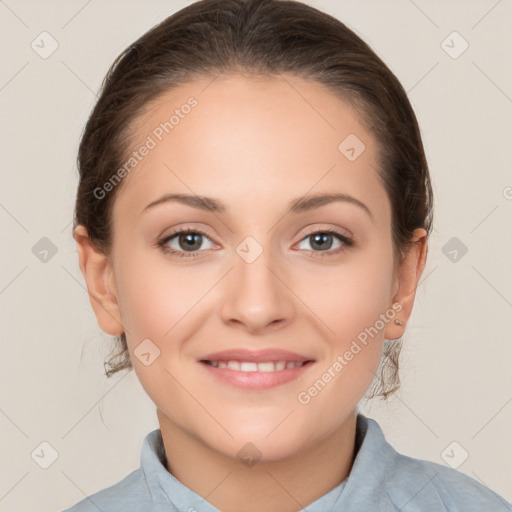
[199,348,314,363]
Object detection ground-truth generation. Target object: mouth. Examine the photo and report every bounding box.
[201,360,313,372]
[198,348,316,390]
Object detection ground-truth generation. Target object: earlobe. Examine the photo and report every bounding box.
[384,228,428,340]
[73,224,124,336]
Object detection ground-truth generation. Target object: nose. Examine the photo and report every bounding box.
[219,242,296,334]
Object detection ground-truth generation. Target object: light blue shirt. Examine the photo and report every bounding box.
[62,414,511,511]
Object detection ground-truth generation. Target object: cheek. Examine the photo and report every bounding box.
[294,253,394,420]
[299,242,395,342]
[114,256,210,402]
[114,250,211,342]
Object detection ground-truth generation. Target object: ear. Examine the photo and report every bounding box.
[73,224,124,336]
[384,228,428,340]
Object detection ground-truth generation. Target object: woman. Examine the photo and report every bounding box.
[66,0,509,510]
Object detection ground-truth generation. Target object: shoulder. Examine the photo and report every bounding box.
[61,468,151,511]
[361,418,511,511]
[60,429,169,511]
[345,416,511,511]
[385,450,510,510]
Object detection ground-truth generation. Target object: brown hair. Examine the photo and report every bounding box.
[73,0,433,399]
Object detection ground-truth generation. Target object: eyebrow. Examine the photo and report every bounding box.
[141,192,374,221]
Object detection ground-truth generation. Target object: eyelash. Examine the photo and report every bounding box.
[157,227,353,259]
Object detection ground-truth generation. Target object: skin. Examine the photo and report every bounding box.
[74,73,427,512]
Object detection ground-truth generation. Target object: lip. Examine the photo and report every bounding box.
[199,348,313,363]
[198,348,316,390]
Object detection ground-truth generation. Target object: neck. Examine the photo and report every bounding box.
[157,409,358,512]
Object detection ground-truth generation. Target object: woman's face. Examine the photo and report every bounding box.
[98,73,410,460]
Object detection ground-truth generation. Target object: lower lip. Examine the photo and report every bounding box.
[199,361,315,390]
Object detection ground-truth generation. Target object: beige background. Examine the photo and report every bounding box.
[0,0,511,510]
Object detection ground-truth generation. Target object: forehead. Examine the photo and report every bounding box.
[113,73,389,224]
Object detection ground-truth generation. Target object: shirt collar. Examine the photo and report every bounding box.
[140,414,395,511]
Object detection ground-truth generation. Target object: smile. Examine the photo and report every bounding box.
[199,359,315,390]
[203,360,309,372]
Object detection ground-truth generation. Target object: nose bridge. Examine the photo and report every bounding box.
[236,235,277,288]
[220,233,294,330]
[234,232,282,300]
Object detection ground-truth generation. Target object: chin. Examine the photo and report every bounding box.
[215,423,313,459]
[220,435,306,465]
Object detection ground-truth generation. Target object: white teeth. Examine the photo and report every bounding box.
[227,361,241,370]
[257,362,276,372]
[240,362,258,372]
[207,360,306,372]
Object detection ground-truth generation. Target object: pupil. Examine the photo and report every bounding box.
[311,233,332,251]
[180,233,201,251]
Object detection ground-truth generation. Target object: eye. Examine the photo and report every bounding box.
[157,227,353,259]
[296,229,353,258]
[157,228,215,258]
